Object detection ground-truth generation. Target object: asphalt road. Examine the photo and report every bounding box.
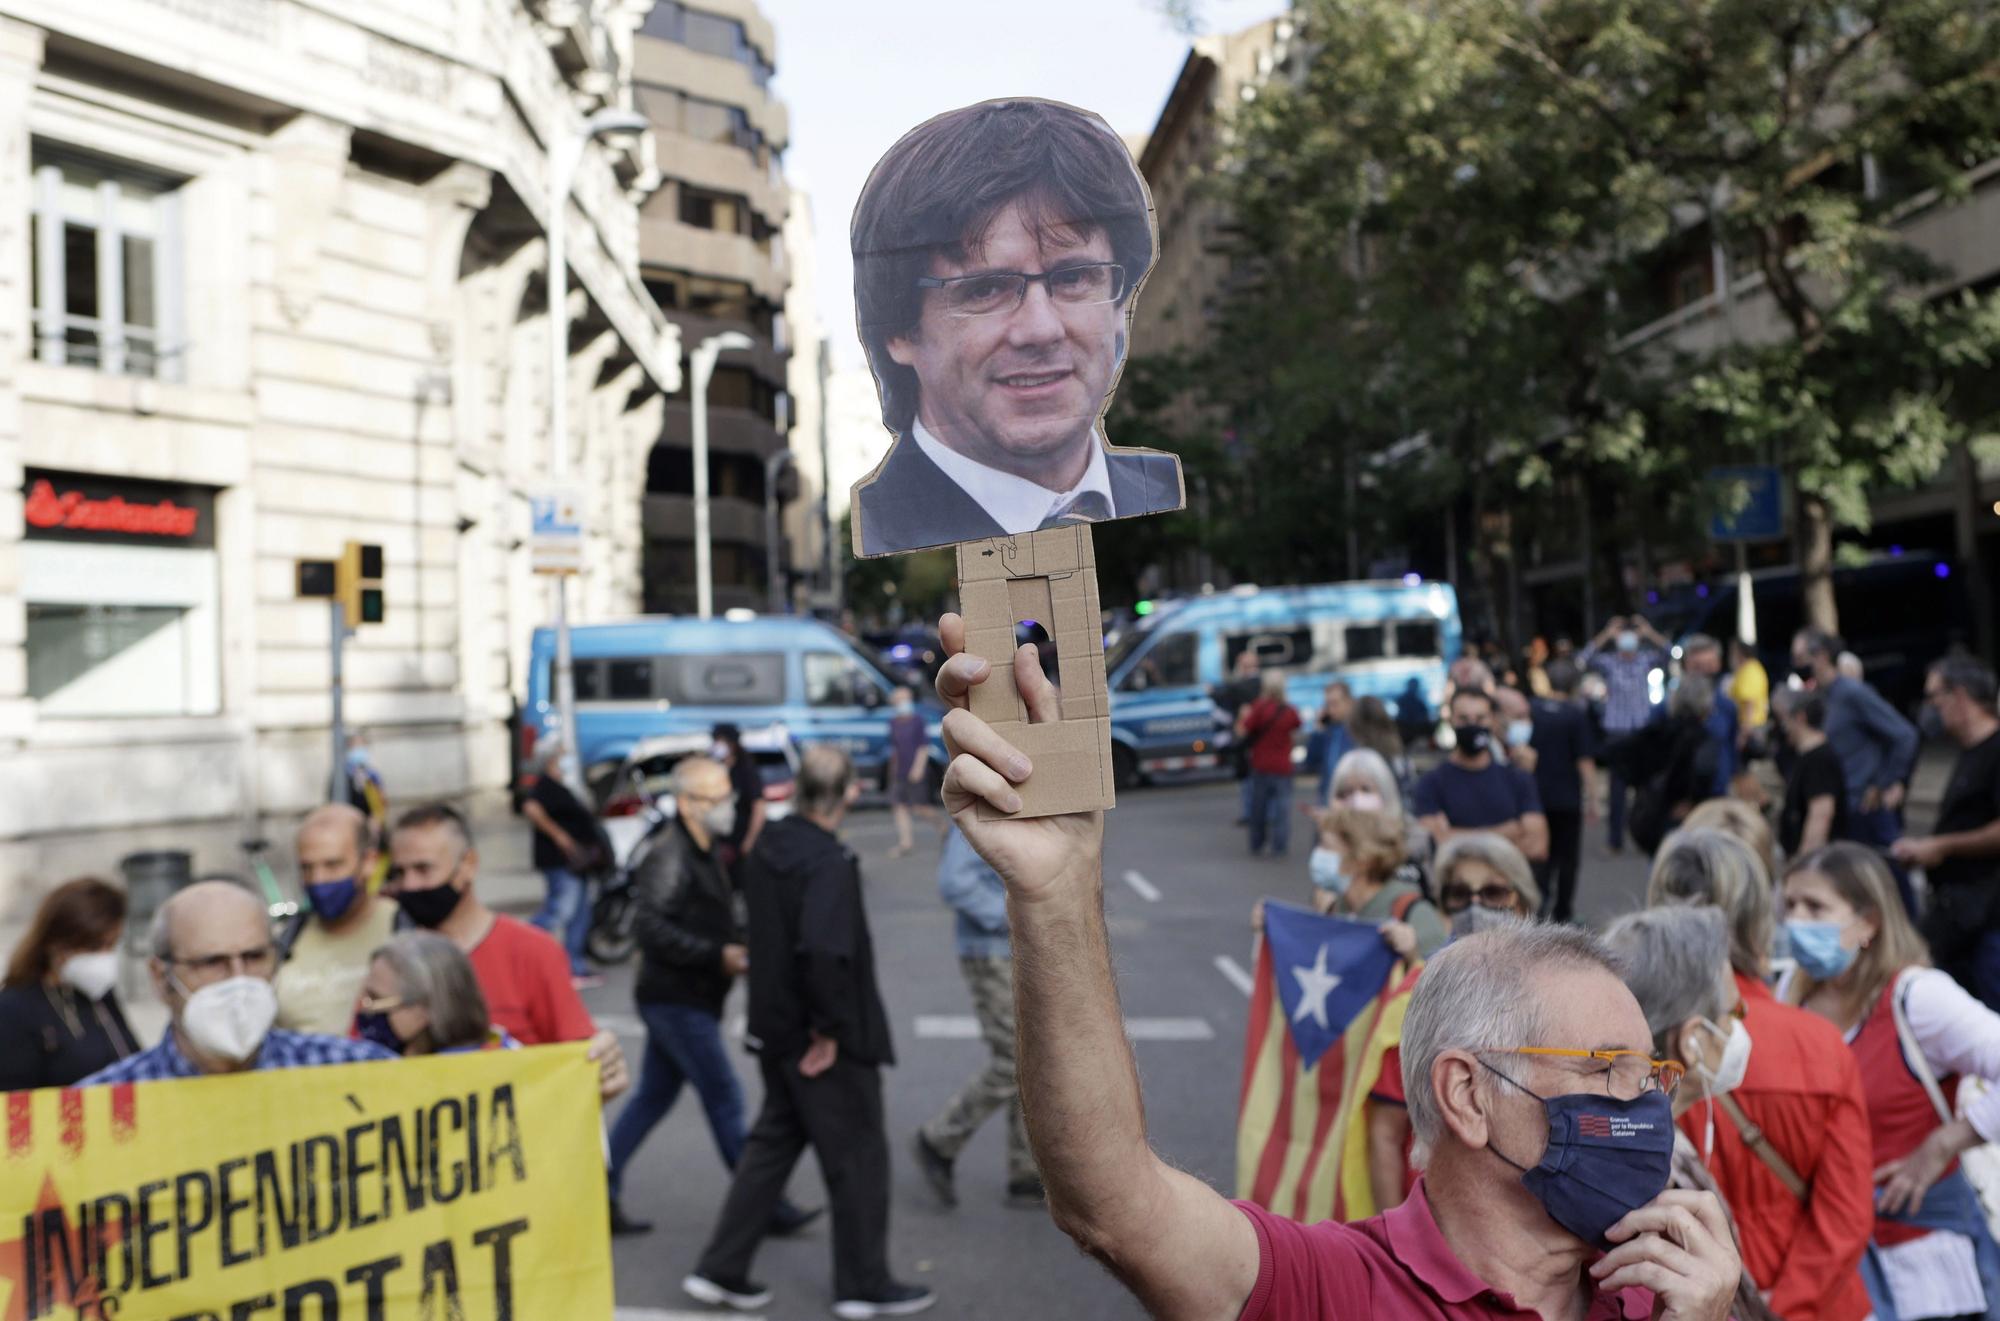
[589,775,1660,1321]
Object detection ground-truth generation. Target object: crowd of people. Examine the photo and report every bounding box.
[938,609,2000,1321]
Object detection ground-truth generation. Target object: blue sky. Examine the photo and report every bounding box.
[756,0,1290,368]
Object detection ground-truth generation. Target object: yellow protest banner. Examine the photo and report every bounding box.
[0,1043,611,1321]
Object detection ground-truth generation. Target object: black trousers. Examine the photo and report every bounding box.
[696,1050,890,1299]
[1538,808,1584,923]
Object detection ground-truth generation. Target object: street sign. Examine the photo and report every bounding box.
[531,488,584,575]
[1708,466,1785,542]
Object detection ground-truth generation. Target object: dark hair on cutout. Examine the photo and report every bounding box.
[851,99,1155,436]
[5,877,126,988]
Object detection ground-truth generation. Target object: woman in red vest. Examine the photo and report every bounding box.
[1782,841,2000,1321]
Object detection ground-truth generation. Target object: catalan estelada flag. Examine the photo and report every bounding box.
[1235,900,1421,1223]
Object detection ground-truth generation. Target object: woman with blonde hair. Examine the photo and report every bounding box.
[1682,797,1780,895]
[1782,842,2000,1320]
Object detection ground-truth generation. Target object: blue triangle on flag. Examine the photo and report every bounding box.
[1262,901,1399,1070]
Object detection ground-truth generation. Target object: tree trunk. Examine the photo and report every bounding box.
[1953,441,1997,663]
[1798,493,1839,634]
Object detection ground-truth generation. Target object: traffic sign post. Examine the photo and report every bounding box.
[1709,466,1785,647]
[531,489,585,792]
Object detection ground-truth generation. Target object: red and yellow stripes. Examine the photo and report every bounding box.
[1235,938,1418,1224]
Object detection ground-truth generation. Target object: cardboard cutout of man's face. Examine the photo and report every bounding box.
[848,98,1184,558]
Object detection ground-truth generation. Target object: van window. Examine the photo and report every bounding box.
[671,653,786,705]
[1225,628,1313,672]
[805,652,867,707]
[608,659,655,700]
[1346,625,1386,662]
[1394,622,1439,658]
[1121,631,1197,691]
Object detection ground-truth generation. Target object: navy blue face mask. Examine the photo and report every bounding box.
[1483,1061,1676,1250]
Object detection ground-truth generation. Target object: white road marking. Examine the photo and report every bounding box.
[1214,955,1255,997]
[916,1014,1212,1041]
[1121,869,1161,902]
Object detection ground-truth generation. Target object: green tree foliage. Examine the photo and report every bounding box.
[1169,0,2000,636]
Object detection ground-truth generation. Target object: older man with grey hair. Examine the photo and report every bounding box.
[83,880,395,1084]
[927,613,1738,1321]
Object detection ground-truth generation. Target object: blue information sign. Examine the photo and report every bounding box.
[1709,466,1785,542]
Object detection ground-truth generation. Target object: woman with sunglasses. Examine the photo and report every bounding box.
[353,931,518,1056]
[1603,906,1777,1321]
[1782,843,2000,1321]
[1433,833,1539,936]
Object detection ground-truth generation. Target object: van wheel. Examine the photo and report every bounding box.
[1112,745,1140,791]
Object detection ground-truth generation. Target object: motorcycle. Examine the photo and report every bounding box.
[584,801,673,965]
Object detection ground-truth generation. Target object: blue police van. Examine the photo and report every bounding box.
[524,615,944,800]
[1104,581,1463,787]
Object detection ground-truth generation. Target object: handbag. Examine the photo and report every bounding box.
[1713,1092,1810,1201]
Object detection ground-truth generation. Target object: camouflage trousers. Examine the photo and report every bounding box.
[920,954,1037,1184]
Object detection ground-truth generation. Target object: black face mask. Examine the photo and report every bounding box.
[394,871,466,929]
[1454,724,1491,756]
[1792,661,1817,684]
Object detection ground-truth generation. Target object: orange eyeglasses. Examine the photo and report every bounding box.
[1484,1047,1686,1098]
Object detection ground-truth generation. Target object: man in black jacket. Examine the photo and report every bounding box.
[685,746,936,1318]
[604,756,816,1239]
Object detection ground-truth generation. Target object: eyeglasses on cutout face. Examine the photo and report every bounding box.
[915,263,1127,318]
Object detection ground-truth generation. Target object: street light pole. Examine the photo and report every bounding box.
[764,448,794,614]
[690,330,754,620]
[547,107,647,793]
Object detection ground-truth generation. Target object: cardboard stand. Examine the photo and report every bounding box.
[955,525,1115,820]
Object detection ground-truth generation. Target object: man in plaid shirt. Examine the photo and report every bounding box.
[1581,614,1669,853]
[83,881,393,1085]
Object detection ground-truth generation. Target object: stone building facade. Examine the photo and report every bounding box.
[0,0,679,917]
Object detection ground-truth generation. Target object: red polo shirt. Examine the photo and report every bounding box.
[1673,973,1872,1321]
[1242,698,1302,777]
[1234,1179,1652,1321]
[466,914,596,1046]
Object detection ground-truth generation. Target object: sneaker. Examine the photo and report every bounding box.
[831,1282,936,1319]
[911,1131,956,1207]
[767,1199,824,1237]
[1005,1176,1046,1204]
[608,1200,653,1237]
[682,1273,773,1311]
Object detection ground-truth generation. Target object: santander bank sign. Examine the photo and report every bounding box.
[24,477,202,539]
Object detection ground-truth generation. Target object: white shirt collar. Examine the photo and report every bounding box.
[909,418,1113,534]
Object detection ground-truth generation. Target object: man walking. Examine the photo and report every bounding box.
[520,738,601,983]
[685,746,934,1318]
[912,826,1040,1208]
[1792,628,1918,899]
[1238,671,1302,857]
[1679,634,1740,797]
[275,803,399,1034]
[1528,659,1595,922]
[1581,614,1667,851]
[1895,658,2000,1007]
[1414,687,1549,862]
[606,756,818,1237]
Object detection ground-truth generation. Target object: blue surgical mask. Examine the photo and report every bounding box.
[893,698,915,714]
[1485,1064,1676,1249]
[1308,846,1349,895]
[306,876,360,924]
[1785,919,1857,980]
[1506,719,1534,748]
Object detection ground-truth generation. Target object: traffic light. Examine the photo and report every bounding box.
[336,541,385,626]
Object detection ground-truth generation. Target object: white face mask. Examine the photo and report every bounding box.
[1696,1016,1752,1098]
[703,801,738,840]
[177,975,278,1063]
[59,951,121,1002]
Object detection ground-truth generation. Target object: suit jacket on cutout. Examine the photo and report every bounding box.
[854,434,1182,556]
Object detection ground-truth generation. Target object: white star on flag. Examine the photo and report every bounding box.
[1291,942,1343,1030]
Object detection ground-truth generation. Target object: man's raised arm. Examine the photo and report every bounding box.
[934,613,1258,1321]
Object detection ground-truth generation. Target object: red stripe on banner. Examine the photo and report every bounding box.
[59,1089,84,1156]
[1293,1037,1348,1220]
[1238,939,1275,1111]
[6,1091,29,1156]
[1249,1029,1300,1208]
[111,1084,136,1141]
